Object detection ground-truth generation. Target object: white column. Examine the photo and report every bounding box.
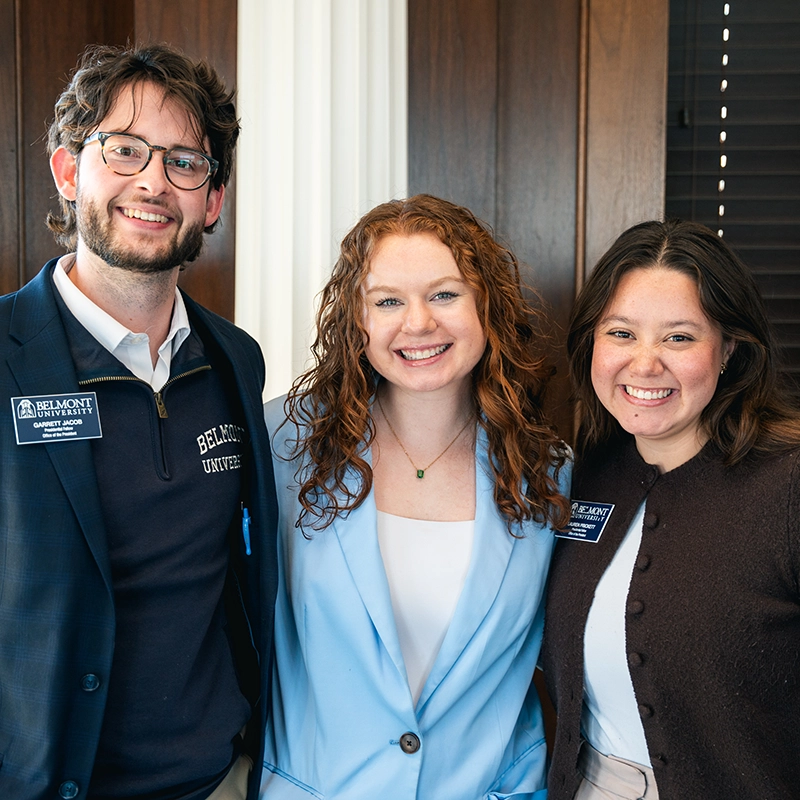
[236,0,408,402]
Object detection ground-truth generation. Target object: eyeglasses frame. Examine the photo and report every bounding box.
[82,131,220,191]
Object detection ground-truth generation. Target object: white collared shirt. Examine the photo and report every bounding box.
[52,255,191,391]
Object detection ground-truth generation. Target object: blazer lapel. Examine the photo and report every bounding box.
[416,430,514,710]
[330,429,517,702]
[332,464,408,679]
[7,264,112,591]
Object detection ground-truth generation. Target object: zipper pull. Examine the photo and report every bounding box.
[154,391,168,419]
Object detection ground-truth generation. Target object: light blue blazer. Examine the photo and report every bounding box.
[262,396,571,800]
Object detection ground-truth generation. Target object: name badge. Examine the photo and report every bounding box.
[556,500,614,543]
[12,392,103,445]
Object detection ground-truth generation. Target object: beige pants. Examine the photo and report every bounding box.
[206,754,252,800]
[574,741,659,800]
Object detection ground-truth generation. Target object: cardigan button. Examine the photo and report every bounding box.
[628,652,643,667]
[627,600,644,615]
[399,732,421,754]
[636,554,651,571]
[652,753,666,766]
[638,704,654,719]
[643,512,659,528]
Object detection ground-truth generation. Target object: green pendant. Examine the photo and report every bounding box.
[416,469,425,479]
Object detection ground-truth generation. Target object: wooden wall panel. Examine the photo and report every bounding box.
[584,0,669,271]
[409,0,582,436]
[135,0,238,319]
[17,0,132,285]
[0,0,19,295]
[408,0,499,225]
[497,0,581,433]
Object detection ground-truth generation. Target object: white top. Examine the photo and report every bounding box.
[377,511,474,705]
[52,254,191,391]
[582,501,651,767]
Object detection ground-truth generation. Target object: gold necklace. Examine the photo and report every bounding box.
[377,394,474,479]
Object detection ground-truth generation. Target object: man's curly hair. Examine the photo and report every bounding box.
[46,42,239,249]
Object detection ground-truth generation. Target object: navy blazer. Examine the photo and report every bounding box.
[0,261,278,800]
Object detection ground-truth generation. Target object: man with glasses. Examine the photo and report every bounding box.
[0,43,277,800]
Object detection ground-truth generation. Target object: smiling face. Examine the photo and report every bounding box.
[591,266,733,471]
[362,232,487,399]
[50,81,223,274]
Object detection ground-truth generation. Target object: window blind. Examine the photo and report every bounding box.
[666,0,800,398]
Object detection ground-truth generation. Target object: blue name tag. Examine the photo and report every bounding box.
[12,392,103,445]
[556,500,615,543]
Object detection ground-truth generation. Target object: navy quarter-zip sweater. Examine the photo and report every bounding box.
[59,292,249,799]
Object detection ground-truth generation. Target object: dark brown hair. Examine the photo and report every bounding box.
[569,218,800,462]
[46,42,239,248]
[282,194,571,532]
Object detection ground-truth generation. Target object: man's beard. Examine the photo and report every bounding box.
[76,193,206,274]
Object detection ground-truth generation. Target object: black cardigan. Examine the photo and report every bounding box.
[541,438,800,799]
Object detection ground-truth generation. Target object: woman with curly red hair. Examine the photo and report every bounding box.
[261,194,571,799]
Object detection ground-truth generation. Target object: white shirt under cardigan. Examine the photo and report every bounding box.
[581,501,652,767]
[52,254,190,391]
[377,511,474,705]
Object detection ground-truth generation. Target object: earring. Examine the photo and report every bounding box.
[720,362,727,375]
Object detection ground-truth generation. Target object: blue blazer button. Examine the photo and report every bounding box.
[399,732,421,754]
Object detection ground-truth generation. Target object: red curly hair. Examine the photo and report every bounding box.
[281,194,570,532]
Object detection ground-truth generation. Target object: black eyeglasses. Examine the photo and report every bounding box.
[82,131,219,191]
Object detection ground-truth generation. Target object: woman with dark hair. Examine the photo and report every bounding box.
[541,218,800,800]
[261,194,571,799]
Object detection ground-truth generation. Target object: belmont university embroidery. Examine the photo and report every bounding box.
[196,423,245,474]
